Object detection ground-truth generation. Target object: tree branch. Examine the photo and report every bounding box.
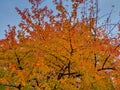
[97,67,115,71]
[102,55,110,69]
[14,52,23,70]
[94,53,97,68]
[0,83,23,90]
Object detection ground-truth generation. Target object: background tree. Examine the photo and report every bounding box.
[0,0,120,90]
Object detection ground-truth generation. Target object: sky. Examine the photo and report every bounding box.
[0,0,120,39]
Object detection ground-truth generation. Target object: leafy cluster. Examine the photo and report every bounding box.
[0,0,120,90]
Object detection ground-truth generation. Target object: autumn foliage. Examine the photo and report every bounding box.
[0,0,120,90]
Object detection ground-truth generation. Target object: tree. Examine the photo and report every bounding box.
[0,0,120,90]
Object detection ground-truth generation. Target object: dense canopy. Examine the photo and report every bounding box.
[0,0,120,90]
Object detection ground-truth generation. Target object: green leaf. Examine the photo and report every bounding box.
[0,85,6,90]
